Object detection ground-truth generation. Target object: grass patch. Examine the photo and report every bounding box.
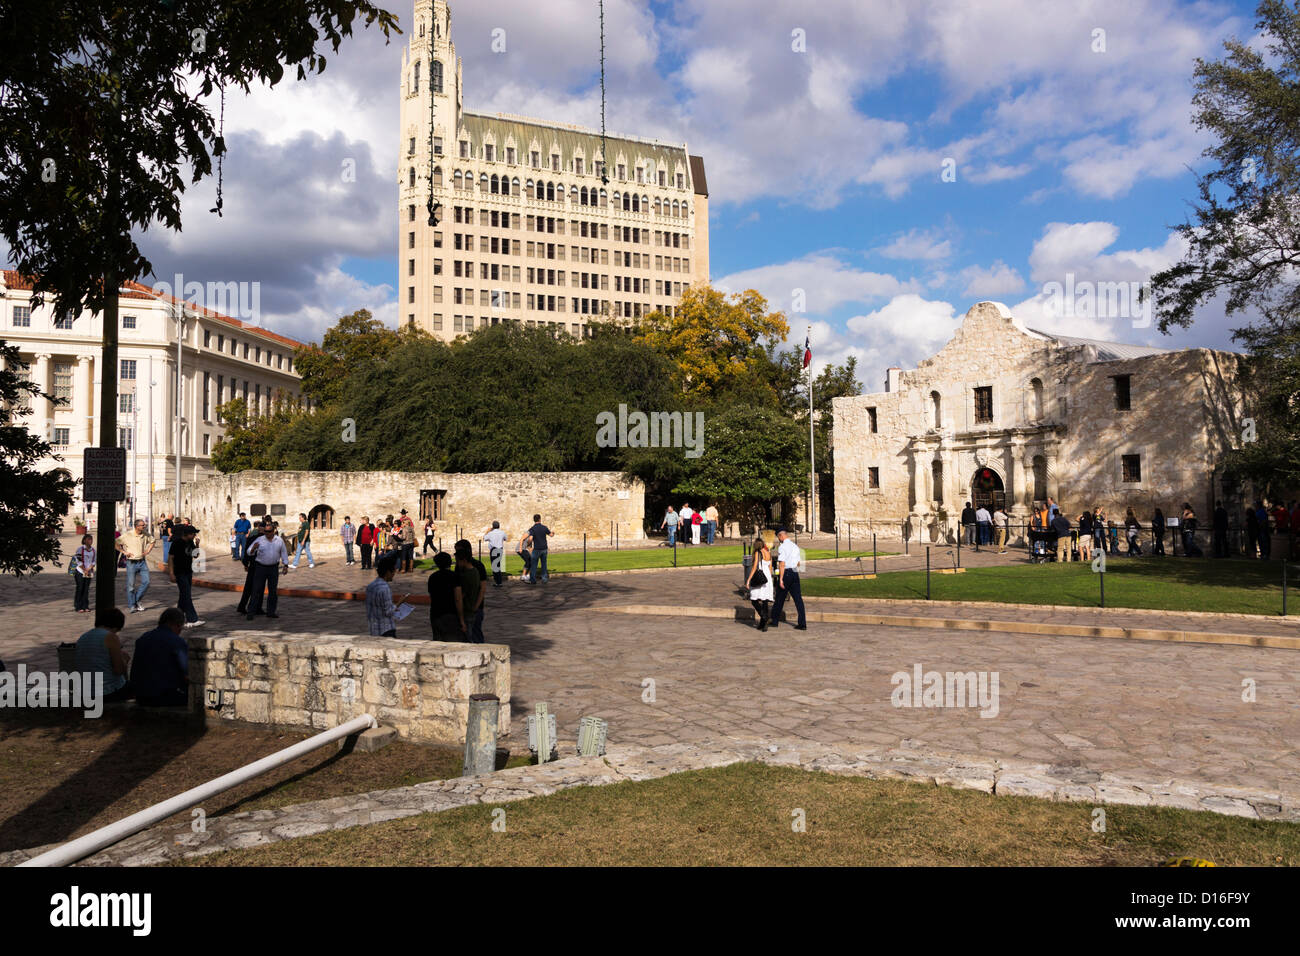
[181,762,1298,867]
[415,544,881,575]
[802,558,1292,616]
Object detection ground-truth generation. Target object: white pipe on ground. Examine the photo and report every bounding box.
[20,713,378,867]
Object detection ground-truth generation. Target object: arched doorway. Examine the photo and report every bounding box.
[308,504,335,531]
[970,467,1005,513]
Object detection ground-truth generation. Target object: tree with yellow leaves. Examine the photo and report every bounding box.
[634,286,789,399]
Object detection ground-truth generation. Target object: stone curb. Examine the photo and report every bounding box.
[4,735,1295,867]
[591,603,1300,650]
[805,594,1300,625]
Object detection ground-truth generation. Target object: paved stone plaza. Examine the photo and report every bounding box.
[3,537,1299,816]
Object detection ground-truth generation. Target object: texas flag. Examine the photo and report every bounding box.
[802,330,812,370]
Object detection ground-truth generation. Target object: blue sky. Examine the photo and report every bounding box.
[104,0,1264,393]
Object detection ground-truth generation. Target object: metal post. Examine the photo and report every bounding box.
[1284,560,1288,617]
[673,536,677,567]
[583,532,587,572]
[1100,565,1105,608]
[848,522,852,553]
[926,546,931,600]
[903,520,908,556]
[836,525,839,559]
[957,529,961,568]
[463,694,499,776]
[873,534,877,575]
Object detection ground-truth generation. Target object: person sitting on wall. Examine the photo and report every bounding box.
[75,606,132,703]
[131,607,190,708]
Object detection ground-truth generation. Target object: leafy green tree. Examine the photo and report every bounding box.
[672,404,807,522]
[1146,0,1300,488]
[1149,0,1300,333]
[294,309,417,407]
[635,286,789,399]
[0,344,77,575]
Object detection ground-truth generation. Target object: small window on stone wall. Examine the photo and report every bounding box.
[309,505,335,530]
[867,407,877,433]
[868,467,880,490]
[1114,374,1132,411]
[1121,454,1141,483]
[974,386,993,424]
[420,489,447,521]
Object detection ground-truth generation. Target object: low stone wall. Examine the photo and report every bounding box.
[188,632,510,745]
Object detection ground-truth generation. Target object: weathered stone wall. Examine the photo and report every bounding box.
[165,470,645,552]
[833,302,1248,541]
[188,631,510,745]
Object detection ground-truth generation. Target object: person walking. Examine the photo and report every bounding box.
[427,551,464,640]
[358,516,377,570]
[1152,507,1166,556]
[399,509,417,573]
[975,503,992,548]
[166,523,205,627]
[516,530,533,582]
[1077,511,1093,563]
[705,503,719,544]
[245,523,290,620]
[526,514,552,584]
[660,506,679,547]
[992,506,1009,553]
[115,517,156,612]
[1181,503,1203,557]
[1213,500,1230,558]
[290,512,315,569]
[1124,508,1142,556]
[679,502,695,546]
[72,533,95,612]
[691,509,703,545]
[236,518,270,615]
[232,512,251,562]
[1254,500,1271,559]
[1051,511,1073,563]
[455,539,486,644]
[770,528,807,630]
[423,517,437,555]
[159,514,174,567]
[961,501,976,546]
[745,535,774,630]
[340,515,356,566]
[365,554,409,638]
[483,521,507,587]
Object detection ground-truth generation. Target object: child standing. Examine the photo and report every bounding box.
[72,534,95,612]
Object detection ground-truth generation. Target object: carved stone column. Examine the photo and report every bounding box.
[75,355,93,444]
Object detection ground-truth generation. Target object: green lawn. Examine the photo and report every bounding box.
[416,543,881,575]
[802,558,1295,616]
[182,762,1298,867]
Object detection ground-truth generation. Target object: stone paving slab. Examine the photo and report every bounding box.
[4,735,1295,866]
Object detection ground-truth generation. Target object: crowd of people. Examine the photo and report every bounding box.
[658,502,721,546]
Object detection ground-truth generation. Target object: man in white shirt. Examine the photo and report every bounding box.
[770,528,807,630]
[679,503,695,546]
[975,504,992,548]
[993,506,1010,553]
[482,521,507,587]
[245,523,290,620]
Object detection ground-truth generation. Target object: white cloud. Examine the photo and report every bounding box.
[716,253,917,315]
[878,228,953,261]
[960,260,1026,297]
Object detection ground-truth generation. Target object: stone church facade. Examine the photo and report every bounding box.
[832,302,1247,544]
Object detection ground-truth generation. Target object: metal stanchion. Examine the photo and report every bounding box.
[835,525,840,559]
[873,534,877,575]
[957,529,961,568]
[926,546,931,600]
[583,533,587,572]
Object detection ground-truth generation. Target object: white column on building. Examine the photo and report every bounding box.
[33,353,53,439]
[161,359,175,456]
[75,355,93,444]
[1046,448,1060,506]
[909,440,927,514]
[1009,438,1028,515]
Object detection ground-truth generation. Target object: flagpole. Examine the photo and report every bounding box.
[807,326,816,535]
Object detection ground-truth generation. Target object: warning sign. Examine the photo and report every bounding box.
[83,447,127,501]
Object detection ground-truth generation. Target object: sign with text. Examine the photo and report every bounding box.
[82,447,127,501]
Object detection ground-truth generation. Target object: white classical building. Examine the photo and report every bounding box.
[398,0,710,340]
[0,271,306,528]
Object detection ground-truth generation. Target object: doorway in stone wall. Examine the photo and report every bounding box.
[970,467,1005,513]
